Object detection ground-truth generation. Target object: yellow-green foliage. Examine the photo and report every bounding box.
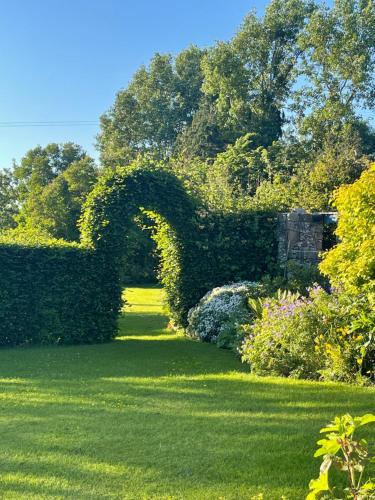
[320,164,375,305]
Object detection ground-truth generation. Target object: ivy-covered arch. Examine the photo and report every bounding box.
[80,164,207,326]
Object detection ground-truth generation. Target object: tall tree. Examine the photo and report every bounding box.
[14,144,97,241]
[202,0,314,148]
[98,46,205,167]
[13,142,86,201]
[0,169,18,231]
[174,98,228,160]
[295,0,375,147]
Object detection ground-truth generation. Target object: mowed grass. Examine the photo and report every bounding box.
[0,286,374,499]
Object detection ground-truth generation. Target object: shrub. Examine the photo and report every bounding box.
[187,282,264,349]
[320,163,375,307]
[307,413,375,499]
[0,162,279,345]
[240,286,374,382]
[240,289,322,378]
[81,162,278,328]
[0,239,116,345]
[285,261,329,294]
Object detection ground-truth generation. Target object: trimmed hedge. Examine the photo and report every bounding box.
[0,241,116,345]
[198,211,278,286]
[81,164,278,327]
[80,164,205,326]
[0,163,279,345]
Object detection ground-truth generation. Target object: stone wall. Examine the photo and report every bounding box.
[277,209,337,271]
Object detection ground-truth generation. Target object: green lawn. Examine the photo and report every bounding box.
[0,286,374,499]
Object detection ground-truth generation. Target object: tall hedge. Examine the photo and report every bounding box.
[80,165,206,326]
[0,241,116,345]
[0,164,279,345]
[81,165,278,326]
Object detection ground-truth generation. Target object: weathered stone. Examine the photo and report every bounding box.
[277,209,337,273]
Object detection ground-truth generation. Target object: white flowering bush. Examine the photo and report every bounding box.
[187,281,262,349]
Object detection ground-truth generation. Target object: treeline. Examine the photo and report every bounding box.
[1,0,374,280]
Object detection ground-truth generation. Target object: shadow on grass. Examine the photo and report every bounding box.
[0,311,374,499]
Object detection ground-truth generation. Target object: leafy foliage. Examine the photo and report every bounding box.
[95,0,375,216]
[240,286,374,382]
[80,162,278,328]
[98,47,205,166]
[0,159,279,345]
[240,289,322,379]
[12,143,98,241]
[80,161,205,326]
[0,237,114,345]
[320,164,375,306]
[202,0,313,147]
[297,0,375,148]
[307,413,375,499]
[0,169,18,230]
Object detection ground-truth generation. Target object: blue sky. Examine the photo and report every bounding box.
[0,0,272,168]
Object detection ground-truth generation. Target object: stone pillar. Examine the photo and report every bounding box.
[277,209,324,272]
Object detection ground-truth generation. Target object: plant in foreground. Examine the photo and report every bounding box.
[307,414,375,499]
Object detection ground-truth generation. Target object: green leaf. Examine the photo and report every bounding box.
[361,482,375,491]
[308,471,330,498]
[355,414,375,427]
[314,439,341,457]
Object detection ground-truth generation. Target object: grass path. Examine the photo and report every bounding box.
[0,286,374,499]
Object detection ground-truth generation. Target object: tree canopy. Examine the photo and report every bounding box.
[8,143,97,241]
[2,0,375,270]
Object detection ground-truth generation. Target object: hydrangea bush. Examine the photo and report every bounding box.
[187,281,263,350]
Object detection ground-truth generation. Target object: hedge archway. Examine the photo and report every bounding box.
[0,163,278,345]
[80,164,206,327]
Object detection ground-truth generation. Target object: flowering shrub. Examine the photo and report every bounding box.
[240,289,322,378]
[313,291,374,382]
[187,281,263,349]
[240,286,374,382]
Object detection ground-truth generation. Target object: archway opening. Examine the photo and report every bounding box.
[80,164,206,327]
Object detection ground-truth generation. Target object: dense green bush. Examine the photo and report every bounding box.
[0,163,279,345]
[0,239,115,346]
[240,286,374,382]
[80,163,206,326]
[197,210,278,287]
[240,289,321,379]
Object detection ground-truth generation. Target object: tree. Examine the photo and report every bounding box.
[295,0,375,147]
[14,144,97,241]
[0,169,18,231]
[13,143,86,201]
[174,98,228,160]
[98,46,205,167]
[202,0,314,148]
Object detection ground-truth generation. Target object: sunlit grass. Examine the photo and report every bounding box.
[0,286,373,499]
